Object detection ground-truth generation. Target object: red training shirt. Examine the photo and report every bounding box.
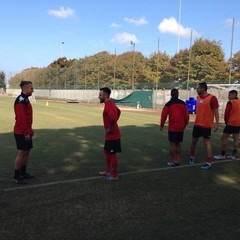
[161,97,189,132]
[103,100,121,140]
[14,92,33,136]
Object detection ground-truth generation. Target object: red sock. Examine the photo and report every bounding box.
[110,154,118,177]
[104,150,111,173]
[191,151,195,157]
[170,155,175,162]
[207,156,212,164]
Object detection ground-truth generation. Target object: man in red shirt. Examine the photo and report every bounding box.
[98,87,121,181]
[160,88,189,166]
[189,82,219,170]
[13,80,34,183]
[214,90,240,160]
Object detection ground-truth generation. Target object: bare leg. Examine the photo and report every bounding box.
[221,133,230,152]
[15,149,30,170]
[203,138,212,163]
[176,142,181,162]
[190,137,199,155]
[170,142,176,162]
[232,133,239,152]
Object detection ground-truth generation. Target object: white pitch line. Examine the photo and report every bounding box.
[1,159,238,192]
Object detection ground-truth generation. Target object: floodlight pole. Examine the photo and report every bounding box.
[156,37,160,90]
[177,0,182,53]
[97,60,100,89]
[84,65,87,90]
[229,18,235,84]
[131,41,135,90]
[187,29,193,98]
[113,48,116,90]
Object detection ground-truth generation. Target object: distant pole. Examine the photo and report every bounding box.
[74,64,76,89]
[113,48,116,90]
[57,69,59,89]
[177,0,182,53]
[156,37,160,90]
[84,66,87,89]
[187,29,193,97]
[61,41,64,58]
[229,18,235,84]
[64,68,67,89]
[97,61,100,89]
[131,41,135,89]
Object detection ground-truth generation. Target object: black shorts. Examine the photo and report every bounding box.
[104,139,121,154]
[14,134,33,150]
[192,126,211,139]
[168,131,184,142]
[223,125,240,134]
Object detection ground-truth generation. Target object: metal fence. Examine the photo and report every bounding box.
[6,86,240,117]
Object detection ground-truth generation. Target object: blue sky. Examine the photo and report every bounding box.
[1,0,240,77]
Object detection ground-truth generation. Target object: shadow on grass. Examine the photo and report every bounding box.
[0,123,239,189]
[0,124,170,186]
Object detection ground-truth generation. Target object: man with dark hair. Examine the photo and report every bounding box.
[160,88,189,166]
[98,87,121,181]
[189,82,219,170]
[13,80,34,183]
[214,90,240,160]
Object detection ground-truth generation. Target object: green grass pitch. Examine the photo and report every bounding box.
[0,95,240,240]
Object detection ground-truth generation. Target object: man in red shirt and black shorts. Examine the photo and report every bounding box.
[160,88,189,166]
[189,82,219,170]
[214,90,240,160]
[98,87,121,181]
[13,80,34,183]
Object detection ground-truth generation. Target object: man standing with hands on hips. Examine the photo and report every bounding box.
[13,80,34,183]
[189,82,219,170]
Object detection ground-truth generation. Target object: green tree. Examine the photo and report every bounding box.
[0,71,5,88]
[161,49,190,83]
[145,52,170,85]
[191,38,228,82]
[231,51,240,81]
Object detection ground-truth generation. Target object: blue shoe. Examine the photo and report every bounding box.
[201,163,212,170]
[166,161,174,167]
[189,157,195,165]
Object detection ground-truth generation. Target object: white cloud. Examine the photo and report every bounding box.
[110,23,121,28]
[111,32,139,44]
[225,18,240,27]
[48,7,75,19]
[158,17,199,38]
[124,17,148,26]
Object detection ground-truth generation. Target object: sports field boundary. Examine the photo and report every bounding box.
[1,158,238,192]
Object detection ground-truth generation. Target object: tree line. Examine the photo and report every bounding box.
[7,38,240,90]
